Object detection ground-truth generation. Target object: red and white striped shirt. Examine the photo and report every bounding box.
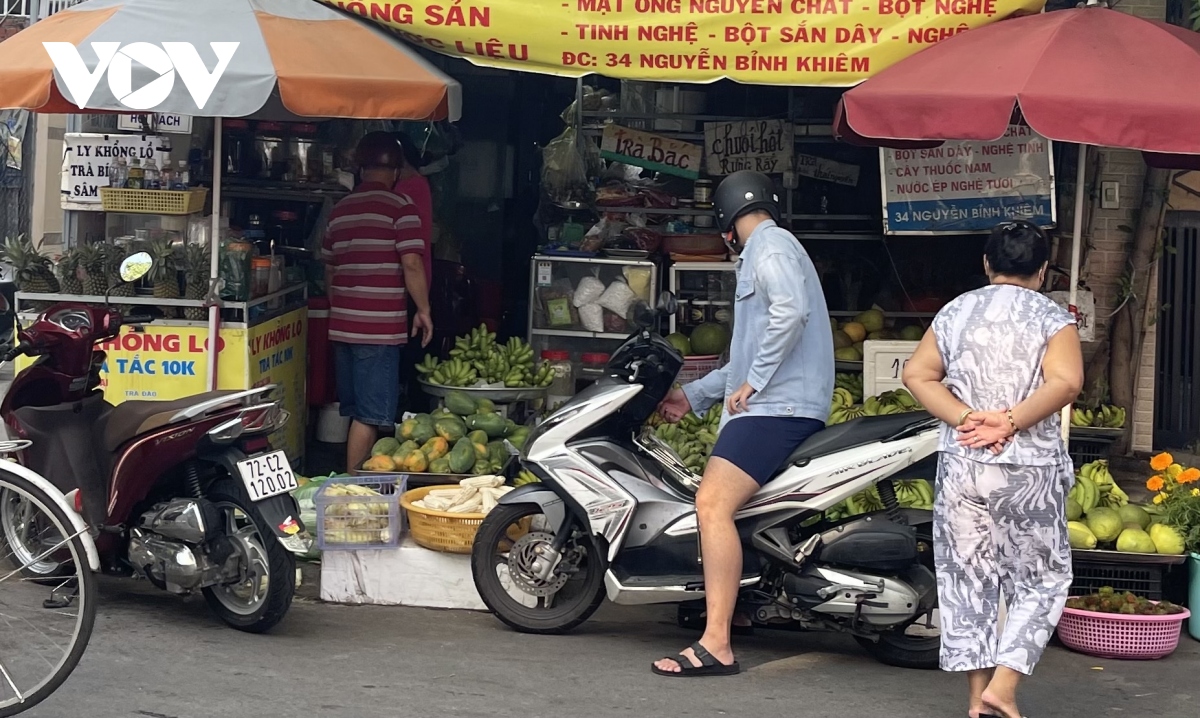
[321,182,425,345]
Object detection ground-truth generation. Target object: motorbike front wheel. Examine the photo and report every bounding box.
[471,502,605,634]
[201,479,295,634]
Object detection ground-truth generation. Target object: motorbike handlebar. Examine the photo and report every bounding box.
[2,341,33,363]
[122,314,155,325]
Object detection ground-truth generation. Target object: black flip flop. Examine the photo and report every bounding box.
[652,641,741,677]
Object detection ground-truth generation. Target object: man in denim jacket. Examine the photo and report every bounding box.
[653,171,834,677]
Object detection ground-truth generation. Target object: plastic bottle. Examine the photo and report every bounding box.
[126,158,144,189]
[176,160,190,190]
[144,156,160,190]
[110,154,127,189]
[160,161,175,192]
[541,350,575,410]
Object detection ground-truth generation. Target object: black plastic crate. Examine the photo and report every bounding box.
[1070,560,1165,600]
[1068,436,1115,468]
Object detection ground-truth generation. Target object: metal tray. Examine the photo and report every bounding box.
[351,455,515,484]
[418,379,549,403]
[1069,426,1125,439]
[1072,548,1188,566]
[835,360,864,372]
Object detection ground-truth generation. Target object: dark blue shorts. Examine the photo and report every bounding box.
[334,342,401,428]
[711,416,825,485]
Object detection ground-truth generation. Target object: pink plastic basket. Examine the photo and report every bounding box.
[1057,605,1190,660]
[677,355,721,384]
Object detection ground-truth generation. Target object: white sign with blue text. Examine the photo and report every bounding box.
[881,126,1055,235]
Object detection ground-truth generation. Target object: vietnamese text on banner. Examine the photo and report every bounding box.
[323,0,1047,86]
[880,125,1055,234]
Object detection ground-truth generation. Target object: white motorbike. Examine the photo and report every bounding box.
[471,297,942,668]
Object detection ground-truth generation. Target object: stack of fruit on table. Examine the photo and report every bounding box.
[410,475,512,515]
[830,309,924,363]
[1069,404,1127,429]
[360,390,529,477]
[646,403,722,475]
[828,387,923,425]
[1066,460,1186,555]
[665,321,733,358]
[417,325,555,389]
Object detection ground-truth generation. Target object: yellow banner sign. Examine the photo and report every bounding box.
[323,0,1044,85]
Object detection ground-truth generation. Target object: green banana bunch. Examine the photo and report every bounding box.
[895,479,934,510]
[429,357,478,387]
[416,354,441,377]
[1071,407,1095,427]
[834,372,864,403]
[514,469,540,487]
[831,387,855,410]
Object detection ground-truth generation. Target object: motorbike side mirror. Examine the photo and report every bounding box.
[0,294,9,313]
[119,252,153,283]
[656,291,678,316]
[629,301,656,329]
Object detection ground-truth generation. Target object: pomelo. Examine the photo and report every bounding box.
[834,347,862,361]
[900,325,924,341]
[854,308,885,333]
[1118,504,1151,531]
[666,333,691,356]
[690,322,731,356]
[842,322,867,342]
[833,330,853,350]
[1116,528,1157,554]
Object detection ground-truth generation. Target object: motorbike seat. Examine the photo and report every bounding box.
[103,391,242,451]
[782,412,934,467]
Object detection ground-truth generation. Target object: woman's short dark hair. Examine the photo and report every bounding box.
[984,220,1050,278]
[393,133,424,170]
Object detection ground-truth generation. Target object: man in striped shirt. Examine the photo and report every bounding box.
[323,132,433,471]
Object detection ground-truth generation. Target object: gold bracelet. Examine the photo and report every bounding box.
[1006,409,1018,434]
[957,408,973,426]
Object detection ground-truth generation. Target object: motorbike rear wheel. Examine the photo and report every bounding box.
[855,525,940,669]
[0,487,72,580]
[471,502,605,634]
[201,479,295,634]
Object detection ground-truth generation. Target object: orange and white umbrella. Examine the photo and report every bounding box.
[0,0,461,120]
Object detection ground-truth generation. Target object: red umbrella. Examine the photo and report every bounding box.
[832,4,1200,438]
[834,6,1200,155]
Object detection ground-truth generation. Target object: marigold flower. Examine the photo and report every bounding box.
[1192,488,1200,497]
[1153,493,1166,504]
[1147,476,1165,492]
[1150,452,1174,471]
[1180,468,1200,484]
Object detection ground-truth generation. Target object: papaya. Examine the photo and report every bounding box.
[371,437,400,456]
[476,398,496,414]
[473,459,490,475]
[396,418,420,441]
[428,457,452,474]
[412,415,437,444]
[447,438,475,474]
[396,440,420,456]
[444,390,478,417]
[467,412,507,439]
[430,407,455,419]
[434,416,467,442]
[486,440,507,464]
[507,427,530,450]
[421,436,450,460]
[400,450,428,473]
[467,429,489,446]
[363,455,396,472]
[503,418,518,437]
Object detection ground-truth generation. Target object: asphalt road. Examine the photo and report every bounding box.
[20,573,1199,718]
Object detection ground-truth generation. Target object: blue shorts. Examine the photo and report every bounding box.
[711,416,825,485]
[334,342,401,428]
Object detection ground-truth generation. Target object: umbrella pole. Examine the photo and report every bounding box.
[1062,144,1088,441]
[207,118,223,392]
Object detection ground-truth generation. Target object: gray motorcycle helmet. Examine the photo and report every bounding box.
[712,170,782,234]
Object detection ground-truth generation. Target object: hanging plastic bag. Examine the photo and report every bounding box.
[579,303,605,333]
[541,127,590,206]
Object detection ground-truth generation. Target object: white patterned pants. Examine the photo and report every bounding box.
[934,454,1074,675]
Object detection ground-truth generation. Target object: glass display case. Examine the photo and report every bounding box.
[668,261,737,335]
[528,255,659,391]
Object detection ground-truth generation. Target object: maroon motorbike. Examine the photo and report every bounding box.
[0,253,308,633]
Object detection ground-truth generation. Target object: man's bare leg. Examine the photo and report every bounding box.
[346,420,378,473]
[654,457,759,672]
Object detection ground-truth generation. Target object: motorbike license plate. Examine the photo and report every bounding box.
[236,451,297,502]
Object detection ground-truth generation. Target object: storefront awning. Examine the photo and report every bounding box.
[322,0,1045,85]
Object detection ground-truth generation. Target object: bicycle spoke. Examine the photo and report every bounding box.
[0,658,25,704]
[0,527,86,585]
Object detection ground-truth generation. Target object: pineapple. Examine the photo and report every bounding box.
[57,248,84,296]
[182,243,210,321]
[78,243,109,298]
[148,238,180,318]
[2,235,59,311]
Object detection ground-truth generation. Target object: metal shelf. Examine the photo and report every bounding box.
[530,328,629,341]
[598,206,706,216]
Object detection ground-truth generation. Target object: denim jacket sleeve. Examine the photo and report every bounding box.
[682,365,728,414]
[747,251,810,393]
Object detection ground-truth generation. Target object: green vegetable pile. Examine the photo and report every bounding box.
[1065,586,1185,616]
[418,325,554,388]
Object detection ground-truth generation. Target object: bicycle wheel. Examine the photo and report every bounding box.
[0,472,96,717]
